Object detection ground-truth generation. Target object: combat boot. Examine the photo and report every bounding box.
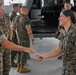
[11,60,17,67]
[17,64,20,71]
[18,64,31,73]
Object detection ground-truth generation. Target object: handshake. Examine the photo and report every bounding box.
[24,48,47,62]
[35,53,46,62]
[25,48,47,62]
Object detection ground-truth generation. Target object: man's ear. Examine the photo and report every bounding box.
[67,16,71,20]
[68,16,71,19]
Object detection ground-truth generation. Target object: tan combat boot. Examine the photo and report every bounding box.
[11,60,17,67]
[17,64,20,71]
[18,64,31,73]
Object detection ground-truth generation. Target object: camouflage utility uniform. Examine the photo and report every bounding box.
[9,11,18,61]
[13,14,30,65]
[9,11,17,22]
[0,13,11,75]
[59,25,76,75]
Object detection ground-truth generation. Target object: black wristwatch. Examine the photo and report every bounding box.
[8,39,12,42]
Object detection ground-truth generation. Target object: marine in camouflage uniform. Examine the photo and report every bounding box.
[13,14,31,72]
[0,13,11,75]
[57,2,76,59]
[17,15,30,63]
[37,10,76,75]
[58,10,76,75]
[9,4,19,66]
[13,7,32,73]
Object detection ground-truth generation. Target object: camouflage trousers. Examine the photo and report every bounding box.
[11,32,18,61]
[62,62,76,75]
[0,47,11,75]
[11,51,18,60]
[62,69,76,75]
[17,51,29,65]
[17,41,30,65]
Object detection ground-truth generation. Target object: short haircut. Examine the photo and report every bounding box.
[19,5,22,8]
[13,4,19,8]
[0,2,2,6]
[21,6,28,11]
[64,1,71,4]
[21,6,28,9]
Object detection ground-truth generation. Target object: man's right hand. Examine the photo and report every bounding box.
[29,48,36,54]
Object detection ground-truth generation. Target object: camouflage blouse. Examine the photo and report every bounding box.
[9,11,17,22]
[60,25,76,75]
[13,14,30,46]
[0,13,10,43]
[0,26,7,43]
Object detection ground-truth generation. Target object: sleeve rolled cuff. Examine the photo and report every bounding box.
[0,34,7,43]
[25,24,31,28]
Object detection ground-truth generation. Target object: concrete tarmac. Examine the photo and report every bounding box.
[10,37,62,75]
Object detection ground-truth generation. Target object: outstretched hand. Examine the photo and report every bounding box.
[23,47,36,54]
[29,48,36,54]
